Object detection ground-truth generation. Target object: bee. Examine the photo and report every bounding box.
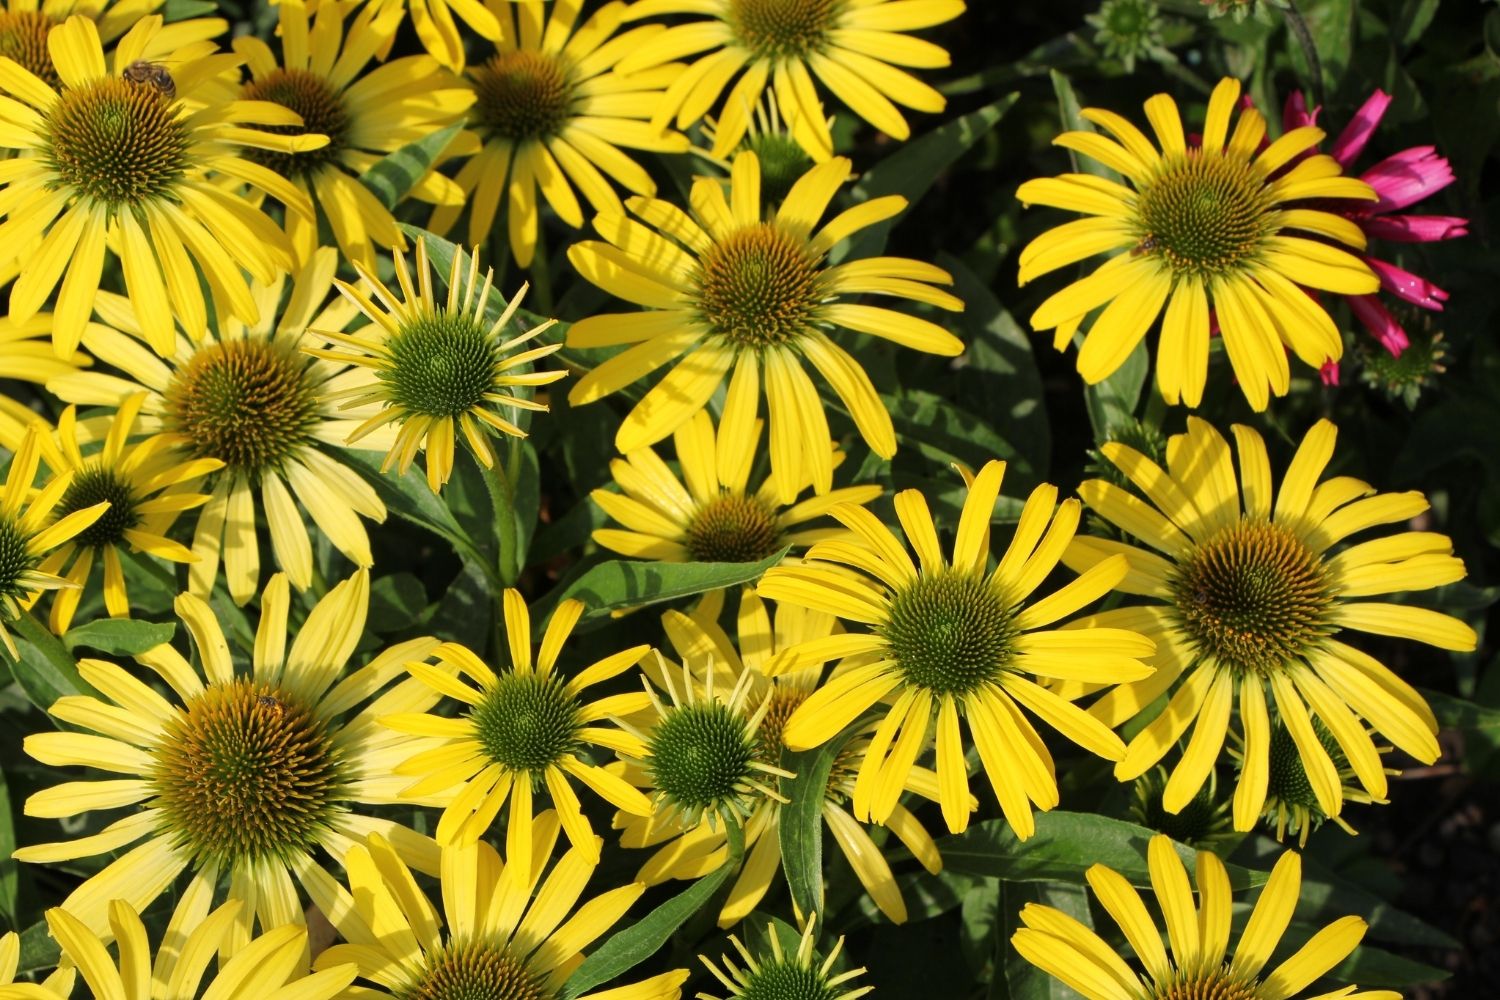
[1129,234,1159,257]
[256,694,286,719]
[122,60,176,100]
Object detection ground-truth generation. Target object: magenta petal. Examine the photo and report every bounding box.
[1361,147,1457,211]
[1331,89,1392,167]
[1320,359,1341,386]
[1349,294,1410,356]
[1363,214,1470,243]
[1367,257,1449,311]
[1283,90,1319,132]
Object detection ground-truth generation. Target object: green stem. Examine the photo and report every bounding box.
[1282,0,1326,110]
[480,446,521,589]
[529,223,555,317]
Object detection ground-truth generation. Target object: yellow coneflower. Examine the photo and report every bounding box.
[567,151,964,500]
[1013,834,1400,1000]
[384,587,655,875]
[592,408,881,564]
[14,570,450,944]
[40,900,355,999]
[309,822,689,1000]
[0,396,219,633]
[758,459,1157,838]
[618,0,963,159]
[621,590,950,926]
[0,14,322,357]
[235,0,474,271]
[699,914,873,1000]
[46,249,393,605]
[1063,417,1474,836]
[311,238,567,492]
[0,423,110,658]
[431,0,690,267]
[1017,76,1381,411]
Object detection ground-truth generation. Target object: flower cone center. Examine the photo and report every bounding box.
[0,514,33,613]
[728,0,840,60]
[383,312,500,418]
[471,672,582,774]
[473,49,574,141]
[44,77,189,206]
[1152,969,1258,1000]
[648,700,756,815]
[1171,521,1332,675]
[58,465,141,549]
[151,680,345,866]
[165,340,320,476]
[881,571,1018,696]
[404,940,552,1000]
[242,67,350,177]
[1264,719,1344,812]
[1135,152,1272,278]
[685,494,783,563]
[0,10,57,87]
[743,130,814,204]
[696,223,822,348]
[739,961,841,1000]
[754,688,807,762]
[1132,769,1224,846]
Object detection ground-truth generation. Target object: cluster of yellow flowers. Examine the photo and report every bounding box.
[0,0,1475,998]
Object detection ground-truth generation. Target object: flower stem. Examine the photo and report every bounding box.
[1282,0,1325,110]
[481,446,521,589]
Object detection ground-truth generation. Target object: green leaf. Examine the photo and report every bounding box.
[1332,940,1448,988]
[0,767,16,924]
[942,812,1268,890]
[548,549,790,619]
[1423,688,1500,736]
[1083,337,1149,440]
[3,613,88,710]
[847,93,1018,259]
[342,450,490,575]
[560,823,745,999]
[162,0,219,20]
[998,881,1090,1000]
[62,618,176,656]
[885,390,1036,476]
[369,573,429,634]
[17,917,58,974]
[361,122,464,211]
[777,723,861,918]
[1049,71,1113,180]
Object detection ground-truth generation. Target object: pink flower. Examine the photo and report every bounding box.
[1281,90,1466,376]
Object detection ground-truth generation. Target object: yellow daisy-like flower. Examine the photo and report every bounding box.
[0,423,110,658]
[33,900,355,1000]
[592,408,882,564]
[46,249,392,605]
[384,587,655,872]
[1063,417,1475,836]
[430,0,690,268]
[1013,834,1399,1000]
[0,14,322,357]
[567,151,964,500]
[0,928,74,996]
[757,459,1157,838]
[0,395,219,634]
[618,0,962,160]
[313,238,567,492]
[620,589,948,926]
[0,314,91,385]
[309,822,689,1000]
[699,914,872,1000]
[236,0,473,271]
[14,570,448,943]
[1017,76,1382,411]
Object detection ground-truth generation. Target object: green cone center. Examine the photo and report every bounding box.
[743,130,814,204]
[470,672,582,774]
[648,700,755,814]
[728,0,840,60]
[0,514,35,615]
[685,494,784,563]
[165,339,320,476]
[402,939,552,1000]
[696,223,822,348]
[57,465,141,549]
[1171,520,1333,675]
[1134,151,1272,278]
[1264,719,1345,812]
[242,67,350,177]
[881,571,1018,696]
[738,959,841,1000]
[1151,968,1258,1000]
[45,76,189,206]
[382,312,500,418]
[0,10,57,87]
[151,680,345,866]
[473,49,575,141]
